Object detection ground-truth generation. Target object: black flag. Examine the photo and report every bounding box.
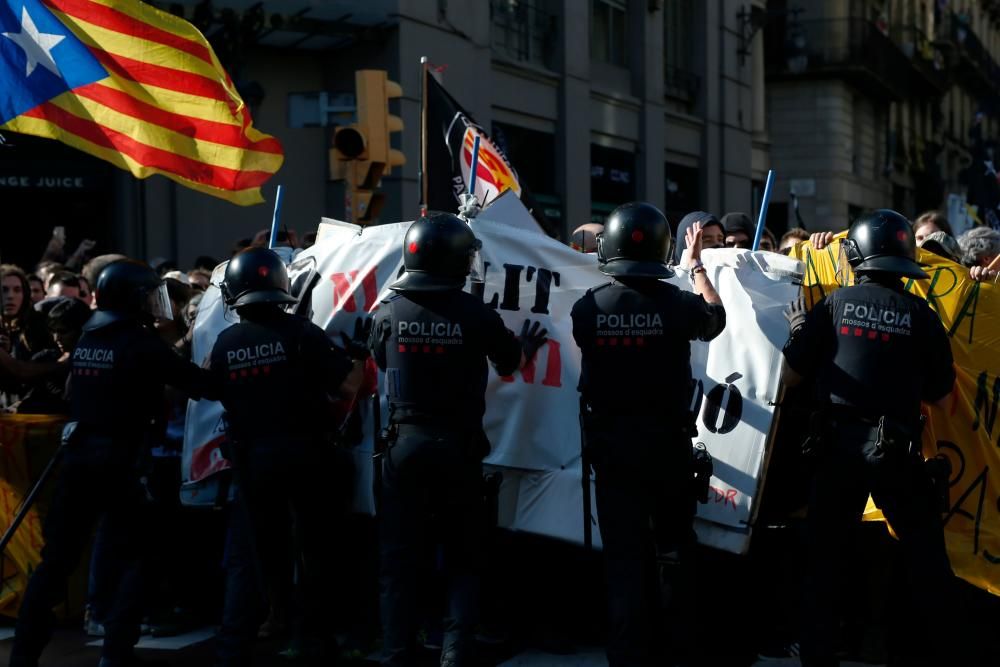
[424,70,557,236]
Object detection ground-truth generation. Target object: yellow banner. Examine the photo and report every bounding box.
[791,238,1000,596]
[0,415,64,616]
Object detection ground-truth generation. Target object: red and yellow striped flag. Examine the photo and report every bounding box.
[0,0,283,205]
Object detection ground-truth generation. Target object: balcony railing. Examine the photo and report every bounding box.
[490,0,558,71]
[765,18,925,102]
[664,66,700,103]
[889,24,950,95]
[938,10,1000,94]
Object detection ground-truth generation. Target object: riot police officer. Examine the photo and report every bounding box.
[781,210,957,667]
[208,247,365,667]
[369,212,547,667]
[10,260,218,667]
[571,202,725,667]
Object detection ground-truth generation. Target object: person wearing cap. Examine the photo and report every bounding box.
[571,202,725,666]
[673,211,725,266]
[368,212,547,667]
[781,209,959,667]
[208,248,367,666]
[721,212,755,249]
[918,230,962,264]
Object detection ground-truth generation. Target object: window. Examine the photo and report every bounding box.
[491,0,558,69]
[591,143,636,222]
[592,0,627,66]
[664,0,698,100]
[492,121,561,222]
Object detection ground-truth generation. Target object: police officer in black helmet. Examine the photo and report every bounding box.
[782,210,957,667]
[10,260,218,667]
[369,212,547,667]
[571,203,725,667]
[208,247,366,667]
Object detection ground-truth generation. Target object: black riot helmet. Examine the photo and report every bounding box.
[597,202,674,279]
[87,259,173,331]
[220,247,297,308]
[843,209,928,279]
[390,212,482,292]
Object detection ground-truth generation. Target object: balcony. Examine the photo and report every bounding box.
[765,18,926,102]
[938,10,1000,95]
[889,24,951,96]
[490,0,558,71]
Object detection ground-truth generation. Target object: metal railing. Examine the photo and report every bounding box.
[765,18,928,101]
[940,10,1000,92]
[490,0,558,70]
[889,24,950,94]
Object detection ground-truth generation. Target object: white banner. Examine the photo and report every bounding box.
[182,205,802,554]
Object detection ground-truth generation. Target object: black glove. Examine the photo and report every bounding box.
[784,296,807,335]
[340,316,373,360]
[520,319,548,362]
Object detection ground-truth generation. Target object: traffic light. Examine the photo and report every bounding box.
[329,69,406,223]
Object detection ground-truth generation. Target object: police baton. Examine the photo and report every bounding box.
[371,391,385,514]
[579,398,593,551]
[0,437,68,557]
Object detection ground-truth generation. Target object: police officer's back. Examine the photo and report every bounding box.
[571,203,725,667]
[369,213,546,667]
[782,210,957,667]
[207,248,364,667]
[10,260,217,667]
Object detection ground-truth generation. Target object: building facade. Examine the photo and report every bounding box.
[765,0,1000,231]
[1,0,770,268]
[24,1,1000,262]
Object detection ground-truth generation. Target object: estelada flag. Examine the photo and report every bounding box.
[425,68,555,235]
[0,0,283,205]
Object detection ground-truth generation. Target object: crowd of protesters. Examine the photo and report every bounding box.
[0,207,998,666]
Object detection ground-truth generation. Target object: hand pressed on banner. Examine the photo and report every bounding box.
[519,319,548,364]
[340,316,374,360]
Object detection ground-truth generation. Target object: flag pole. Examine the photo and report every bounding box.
[268,185,284,249]
[419,56,429,217]
[752,170,775,251]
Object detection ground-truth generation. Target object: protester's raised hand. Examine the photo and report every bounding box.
[685,222,704,263]
[970,265,998,282]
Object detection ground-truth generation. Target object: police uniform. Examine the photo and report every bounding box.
[369,213,536,667]
[208,248,358,667]
[572,202,725,667]
[11,260,215,667]
[782,210,957,667]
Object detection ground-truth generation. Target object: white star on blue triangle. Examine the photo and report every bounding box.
[0,0,107,125]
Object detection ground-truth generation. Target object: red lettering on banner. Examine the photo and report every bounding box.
[708,485,739,509]
[330,268,380,313]
[500,339,562,387]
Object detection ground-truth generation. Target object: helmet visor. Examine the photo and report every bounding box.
[145,281,174,321]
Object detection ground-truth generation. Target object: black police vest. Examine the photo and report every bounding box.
[572,281,697,417]
[70,321,169,432]
[376,290,519,425]
[821,283,937,419]
[211,312,344,440]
